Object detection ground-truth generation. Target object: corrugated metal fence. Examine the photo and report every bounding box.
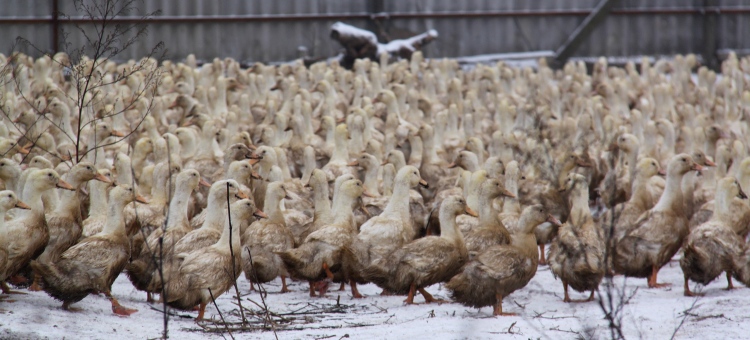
[1,0,749,64]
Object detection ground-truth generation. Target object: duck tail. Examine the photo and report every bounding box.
[125,257,156,292]
[445,262,495,308]
[732,248,750,287]
[242,248,279,283]
[276,243,324,281]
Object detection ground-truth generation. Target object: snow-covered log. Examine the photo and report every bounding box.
[330,22,438,67]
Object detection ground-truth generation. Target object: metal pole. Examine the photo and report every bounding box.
[554,0,618,66]
[51,0,59,53]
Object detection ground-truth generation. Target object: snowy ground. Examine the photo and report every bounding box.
[2,256,749,340]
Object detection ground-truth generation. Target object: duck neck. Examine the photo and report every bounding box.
[331,194,355,226]
[408,137,423,166]
[512,217,540,259]
[383,179,411,217]
[265,196,285,224]
[202,193,229,231]
[568,188,592,228]
[88,181,109,218]
[653,171,685,213]
[166,182,193,230]
[20,184,45,218]
[102,198,127,235]
[439,210,465,248]
[312,182,332,222]
[216,212,242,255]
[151,175,170,206]
[331,134,349,163]
[363,166,380,194]
[630,175,654,210]
[478,192,499,226]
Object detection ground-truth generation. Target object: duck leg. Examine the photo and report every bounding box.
[418,287,445,304]
[647,265,670,288]
[493,294,516,316]
[61,301,83,312]
[350,280,363,299]
[280,276,290,293]
[146,292,154,303]
[538,244,547,265]
[27,275,42,291]
[248,280,256,291]
[562,281,571,302]
[195,302,207,321]
[105,290,138,316]
[308,281,317,297]
[683,274,704,297]
[404,283,417,304]
[338,282,346,291]
[1,282,27,295]
[725,272,734,290]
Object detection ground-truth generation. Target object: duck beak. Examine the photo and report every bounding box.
[575,158,591,168]
[691,163,704,172]
[250,171,262,180]
[557,186,567,193]
[447,162,457,168]
[79,187,89,196]
[60,153,72,161]
[247,144,257,150]
[704,158,716,167]
[17,146,30,155]
[248,158,261,166]
[14,201,31,210]
[135,195,149,204]
[739,189,748,199]
[465,206,479,217]
[168,101,178,109]
[284,192,292,200]
[419,178,429,189]
[253,209,268,219]
[658,169,667,176]
[501,189,516,198]
[236,191,249,199]
[362,189,376,198]
[56,179,76,191]
[110,130,126,138]
[381,160,388,165]
[547,214,562,227]
[93,172,112,183]
[180,119,194,127]
[348,160,359,167]
[199,178,211,188]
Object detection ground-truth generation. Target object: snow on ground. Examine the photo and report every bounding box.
[2,256,750,340]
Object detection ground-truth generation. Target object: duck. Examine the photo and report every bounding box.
[599,158,663,242]
[0,191,31,293]
[29,162,111,291]
[0,158,22,193]
[361,196,470,304]
[241,182,295,293]
[497,160,522,231]
[350,166,428,266]
[680,177,747,296]
[446,205,560,315]
[163,199,256,321]
[80,169,115,238]
[614,154,702,288]
[176,180,249,254]
[277,178,365,297]
[0,169,74,288]
[29,185,147,315]
[126,169,208,301]
[548,173,605,302]
[462,179,514,257]
[125,162,181,253]
[189,162,255,230]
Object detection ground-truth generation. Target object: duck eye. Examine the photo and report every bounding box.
[48,173,52,177]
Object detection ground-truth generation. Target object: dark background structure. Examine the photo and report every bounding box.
[2,0,749,68]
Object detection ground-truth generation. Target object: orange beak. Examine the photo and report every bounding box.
[465,206,479,217]
[135,195,149,204]
[236,191,249,199]
[575,158,591,168]
[703,158,716,167]
[501,189,516,198]
[168,101,178,109]
[180,120,194,127]
[547,214,562,227]
[418,179,429,189]
[14,201,31,210]
[362,190,376,198]
[94,172,112,183]
[248,158,261,166]
[56,179,76,191]
[658,169,667,176]
[253,209,268,219]
[17,147,30,155]
[447,162,457,169]
[251,171,262,180]
[199,178,211,188]
[691,163,704,172]
[247,144,257,150]
[348,160,360,167]
[110,130,126,138]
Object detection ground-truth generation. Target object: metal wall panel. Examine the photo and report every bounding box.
[0,0,747,63]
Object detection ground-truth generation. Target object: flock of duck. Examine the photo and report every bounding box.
[1,50,750,322]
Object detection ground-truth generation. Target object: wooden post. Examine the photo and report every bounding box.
[553,0,617,67]
[702,0,718,70]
